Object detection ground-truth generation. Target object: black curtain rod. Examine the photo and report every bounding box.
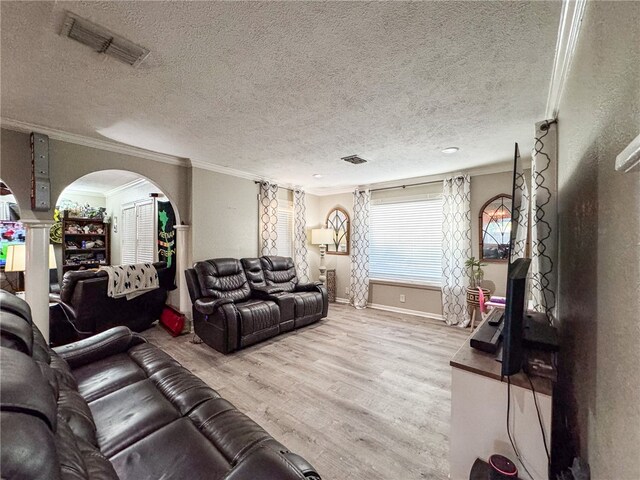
[253,181,294,192]
[368,177,464,193]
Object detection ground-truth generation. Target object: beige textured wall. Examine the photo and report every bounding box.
[471,171,513,297]
[555,2,640,478]
[191,168,259,262]
[0,129,190,223]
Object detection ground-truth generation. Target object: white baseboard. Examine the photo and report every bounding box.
[332,297,443,321]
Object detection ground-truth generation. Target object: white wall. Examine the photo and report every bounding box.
[191,168,259,262]
[57,192,106,209]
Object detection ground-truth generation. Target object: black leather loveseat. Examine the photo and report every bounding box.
[0,290,321,480]
[185,257,328,354]
[49,261,172,345]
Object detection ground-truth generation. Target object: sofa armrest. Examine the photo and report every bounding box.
[194,297,234,315]
[295,282,323,292]
[53,326,145,369]
[251,285,285,300]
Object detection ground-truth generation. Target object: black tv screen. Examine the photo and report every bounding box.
[501,143,531,377]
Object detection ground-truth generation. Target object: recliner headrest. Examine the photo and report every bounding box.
[0,311,34,356]
[261,256,294,271]
[0,347,57,431]
[241,258,265,287]
[0,290,32,323]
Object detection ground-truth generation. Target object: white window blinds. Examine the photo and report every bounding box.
[121,200,156,265]
[276,203,293,258]
[369,195,444,284]
[121,205,137,265]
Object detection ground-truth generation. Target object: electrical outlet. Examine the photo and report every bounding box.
[399,294,406,303]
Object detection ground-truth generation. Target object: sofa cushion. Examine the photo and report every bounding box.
[110,418,231,480]
[194,258,251,302]
[235,300,280,337]
[73,353,147,402]
[90,379,180,457]
[240,258,266,287]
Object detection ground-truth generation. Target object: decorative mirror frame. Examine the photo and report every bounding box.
[325,207,350,256]
[479,194,512,263]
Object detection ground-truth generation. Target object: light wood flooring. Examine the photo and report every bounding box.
[143,304,470,480]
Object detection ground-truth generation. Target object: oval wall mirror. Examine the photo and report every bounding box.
[325,207,350,255]
[479,194,512,262]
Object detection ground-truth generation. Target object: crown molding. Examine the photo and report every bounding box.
[189,159,265,182]
[1,118,188,167]
[105,178,148,197]
[62,186,108,197]
[545,0,587,119]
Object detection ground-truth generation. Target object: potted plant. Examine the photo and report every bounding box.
[465,256,487,288]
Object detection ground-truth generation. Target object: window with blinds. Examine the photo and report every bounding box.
[369,195,444,285]
[276,203,293,258]
[121,200,156,265]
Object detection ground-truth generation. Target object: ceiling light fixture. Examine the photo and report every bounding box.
[441,147,460,154]
[312,174,323,179]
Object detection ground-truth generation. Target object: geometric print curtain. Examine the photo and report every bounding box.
[259,181,279,256]
[510,169,530,261]
[441,175,472,327]
[530,119,558,321]
[293,188,310,282]
[349,188,370,309]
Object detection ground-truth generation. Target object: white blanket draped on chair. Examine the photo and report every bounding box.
[100,263,159,300]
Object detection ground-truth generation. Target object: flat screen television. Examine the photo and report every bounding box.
[501,143,531,377]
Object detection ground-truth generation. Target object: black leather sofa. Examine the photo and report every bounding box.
[185,257,328,354]
[49,261,172,345]
[0,290,321,480]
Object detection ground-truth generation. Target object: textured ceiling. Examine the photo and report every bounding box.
[63,170,145,195]
[1,1,561,192]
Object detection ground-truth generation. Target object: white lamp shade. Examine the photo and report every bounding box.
[311,228,333,245]
[5,244,57,271]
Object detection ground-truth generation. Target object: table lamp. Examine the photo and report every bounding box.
[5,244,57,291]
[311,228,333,283]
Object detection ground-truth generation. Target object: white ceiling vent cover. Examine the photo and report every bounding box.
[342,155,368,165]
[61,13,150,67]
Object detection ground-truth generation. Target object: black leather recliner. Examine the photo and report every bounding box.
[185,258,281,353]
[185,257,328,354]
[259,256,328,328]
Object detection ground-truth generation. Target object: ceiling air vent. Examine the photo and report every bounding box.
[61,12,150,67]
[342,155,368,165]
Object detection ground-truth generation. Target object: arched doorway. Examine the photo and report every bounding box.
[0,180,25,292]
[55,170,179,291]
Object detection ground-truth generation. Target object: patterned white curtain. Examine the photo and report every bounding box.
[350,188,370,309]
[293,189,310,282]
[441,175,472,327]
[510,170,530,261]
[259,182,279,256]
[530,120,558,320]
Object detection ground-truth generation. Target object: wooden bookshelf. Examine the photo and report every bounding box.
[62,211,110,271]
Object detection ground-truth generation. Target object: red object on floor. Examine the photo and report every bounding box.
[159,305,185,336]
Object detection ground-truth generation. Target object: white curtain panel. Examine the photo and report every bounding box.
[511,170,530,260]
[259,181,279,256]
[441,175,472,327]
[293,188,310,282]
[350,188,371,309]
[530,120,558,320]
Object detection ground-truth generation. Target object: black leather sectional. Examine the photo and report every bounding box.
[0,290,321,480]
[185,256,328,354]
